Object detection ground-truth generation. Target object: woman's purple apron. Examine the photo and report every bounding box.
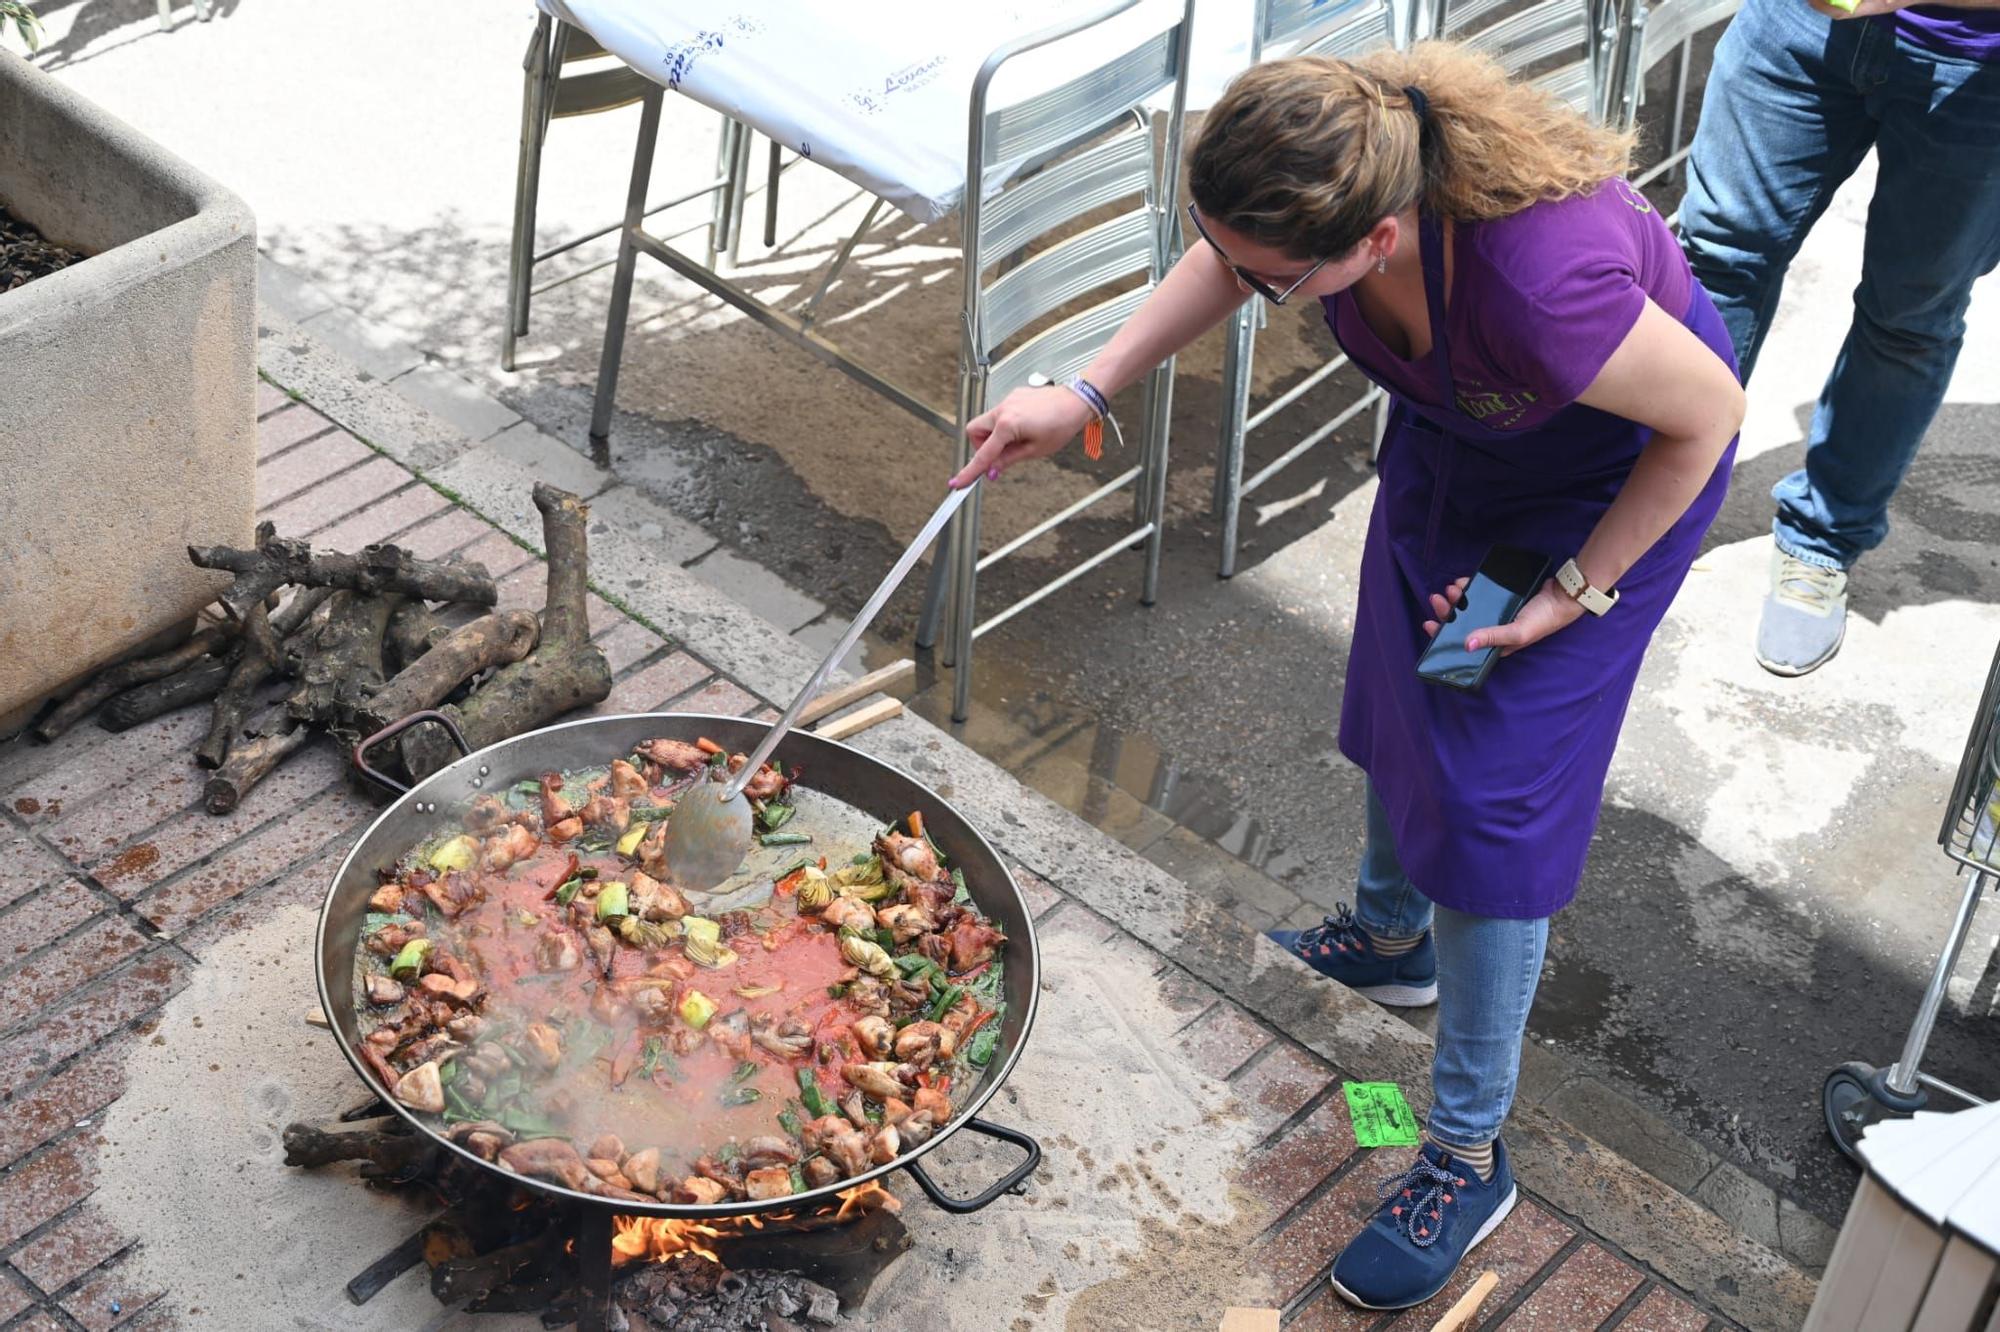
[1329,213,1737,919]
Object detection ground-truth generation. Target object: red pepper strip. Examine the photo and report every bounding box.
[961,1008,996,1041]
[934,1075,951,1094]
[695,737,725,756]
[542,851,581,900]
[958,961,991,983]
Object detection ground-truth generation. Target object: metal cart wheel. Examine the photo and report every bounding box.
[1823,1061,1928,1163]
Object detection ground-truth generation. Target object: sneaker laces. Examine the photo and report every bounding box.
[1378,1152,1466,1249]
[1773,554,1846,615]
[1294,903,1366,959]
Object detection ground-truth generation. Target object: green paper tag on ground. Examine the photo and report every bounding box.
[1344,1081,1421,1147]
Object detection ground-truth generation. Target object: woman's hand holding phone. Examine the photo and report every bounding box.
[1422,576,1583,657]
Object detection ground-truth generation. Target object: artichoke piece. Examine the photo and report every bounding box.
[680,989,718,1030]
[682,916,738,968]
[833,857,884,889]
[615,824,648,857]
[839,934,897,980]
[616,916,679,949]
[427,835,478,873]
[795,867,834,911]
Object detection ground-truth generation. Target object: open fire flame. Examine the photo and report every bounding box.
[611,1182,900,1266]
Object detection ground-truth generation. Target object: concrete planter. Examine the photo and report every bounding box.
[0,52,256,728]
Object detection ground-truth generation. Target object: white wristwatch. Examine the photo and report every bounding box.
[1555,558,1619,616]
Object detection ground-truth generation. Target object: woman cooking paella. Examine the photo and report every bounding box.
[949,42,1745,1310]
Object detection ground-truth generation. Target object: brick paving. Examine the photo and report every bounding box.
[0,381,1736,1331]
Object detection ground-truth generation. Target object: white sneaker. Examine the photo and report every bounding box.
[1755,546,1848,677]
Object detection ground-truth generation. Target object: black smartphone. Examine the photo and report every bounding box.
[1415,544,1553,692]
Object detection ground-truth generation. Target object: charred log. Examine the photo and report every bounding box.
[205,704,314,814]
[286,590,398,737]
[280,1122,437,1181]
[385,600,452,674]
[189,523,495,624]
[195,602,282,768]
[98,654,235,731]
[347,610,540,742]
[404,486,609,780]
[33,622,234,741]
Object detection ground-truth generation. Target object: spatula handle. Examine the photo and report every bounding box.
[721,483,976,799]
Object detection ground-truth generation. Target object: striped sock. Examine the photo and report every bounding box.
[1364,928,1422,958]
[1428,1135,1496,1182]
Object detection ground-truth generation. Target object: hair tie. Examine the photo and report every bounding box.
[1403,85,1429,123]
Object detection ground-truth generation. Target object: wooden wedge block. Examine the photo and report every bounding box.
[797,659,914,726]
[1219,1310,1279,1332]
[813,696,902,741]
[1429,1271,1500,1332]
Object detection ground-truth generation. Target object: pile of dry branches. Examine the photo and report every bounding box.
[34,483,612,811]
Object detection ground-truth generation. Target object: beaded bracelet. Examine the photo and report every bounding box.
[1034,374,1123,461]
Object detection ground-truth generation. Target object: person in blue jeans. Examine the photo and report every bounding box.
[1678,0,2000,676]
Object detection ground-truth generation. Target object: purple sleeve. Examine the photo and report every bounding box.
[1494,257,1648,411]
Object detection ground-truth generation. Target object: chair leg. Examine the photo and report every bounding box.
[505,17,552,371]
[707,117,738,269]
[946,484,984,721]
[589,88,664,447]
[943,372,984,714]
[155,0,171,31]
[764,140,783,248]
[1215,305,1255,579]
[726,127,755,270]
[915,539,952,654]
[1139,359,1175,607]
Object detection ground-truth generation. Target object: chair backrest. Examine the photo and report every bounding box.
[965,0,1195,407]
[1263,0,1413,58]
[1611,0,1742,128]
[1435,0,1615,120]
[549,20,653,119]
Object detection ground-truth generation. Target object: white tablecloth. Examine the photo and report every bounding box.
[537,0,1251,222]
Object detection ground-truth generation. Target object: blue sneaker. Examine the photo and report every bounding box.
[1330,1140,1519,1310]
[1268,905,1438,1007]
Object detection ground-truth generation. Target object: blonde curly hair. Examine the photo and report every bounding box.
[1189,42,1637,260]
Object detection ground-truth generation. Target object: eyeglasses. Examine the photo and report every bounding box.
[1185,202,1329,306]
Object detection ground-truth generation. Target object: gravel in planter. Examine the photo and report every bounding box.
[1,200,84,292]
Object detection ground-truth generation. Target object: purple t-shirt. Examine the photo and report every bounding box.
[1329,180,1689,433]
[1893,7,2000,63]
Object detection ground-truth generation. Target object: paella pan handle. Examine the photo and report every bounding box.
[900,1116,1041,1214]
[352,709,472,795]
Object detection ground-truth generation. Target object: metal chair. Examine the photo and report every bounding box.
[506,15,769,371]
[1609,0,1744,224]
[1212,0,1415,579]
[585,1,1195,722]
[1433,0,1627,122]
[923,5,1196,721]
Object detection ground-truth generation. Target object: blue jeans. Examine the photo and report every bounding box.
[1354,784,1550,1148]
[1679,0,2000,569]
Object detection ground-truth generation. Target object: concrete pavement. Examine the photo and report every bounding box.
[25,0,2000,1289]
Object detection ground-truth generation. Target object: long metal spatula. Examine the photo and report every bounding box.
[662,482,978,891]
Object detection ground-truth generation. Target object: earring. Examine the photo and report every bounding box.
[1376,256,1388,274]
